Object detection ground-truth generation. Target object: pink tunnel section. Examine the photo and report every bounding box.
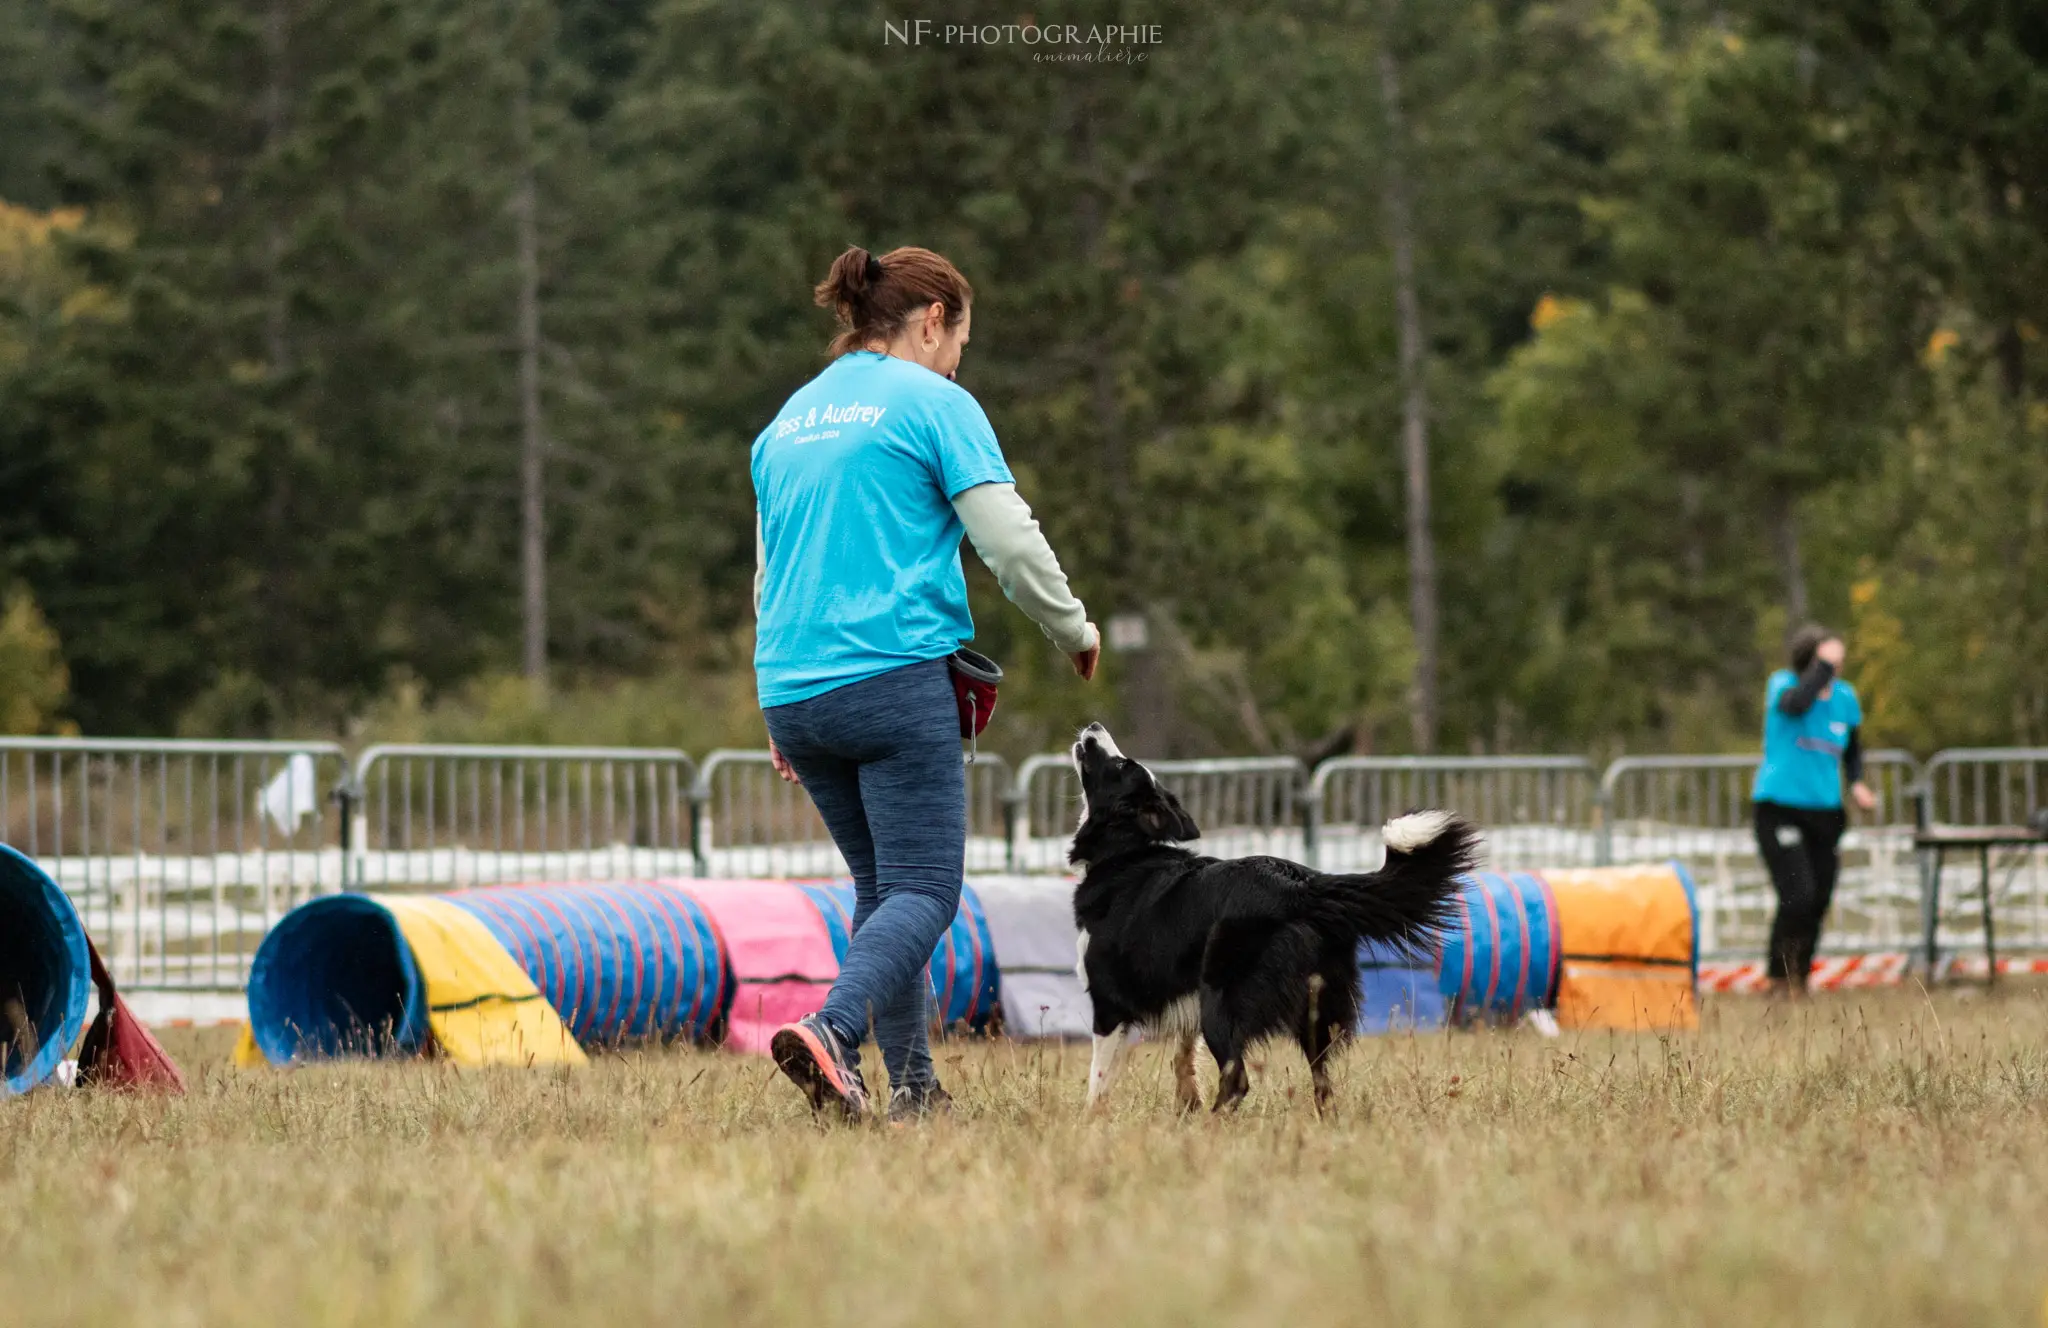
[682,880,840,1055]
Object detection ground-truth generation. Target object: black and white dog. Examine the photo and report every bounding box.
[1070,722,1479,1114]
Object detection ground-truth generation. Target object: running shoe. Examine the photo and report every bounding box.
[770,1014,869,1120]
[886,1083,953,1125]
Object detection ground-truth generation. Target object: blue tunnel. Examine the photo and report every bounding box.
[1438,870,1562,1024]
[0,844,92,1096]
[246,895,431,1063]
[799,880,1001,1031]
[246,883,730,1062]
[1355,871,1565,1035]
[443,882,728,1046]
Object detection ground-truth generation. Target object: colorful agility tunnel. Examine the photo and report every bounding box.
[246,895,428,1061]
[1436,870,1562,1025]
[1355,866,1699,1035]
[248,878,1001,1064]
[244,863,1697,1062]
[2,843,186,1093]
[448,882,727,1046]
[969,874,1092,1038]
[800,881,1000,1031]
[1,843,91,1096]
[687,879,839,1056]
[1543,863,1699,1031]
[247,883,724,1065]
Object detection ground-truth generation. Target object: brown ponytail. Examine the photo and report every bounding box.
[813,245,974,357]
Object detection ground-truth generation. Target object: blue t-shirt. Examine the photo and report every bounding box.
[751,352,1014,707]
[1752,669,1863,809]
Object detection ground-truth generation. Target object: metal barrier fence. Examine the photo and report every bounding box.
[1009,753,1307,871]
[11,736,2048,991]
[1595,752,1923,960]
[693,750,1013,879]
[1922,748,2048,827]
[343,744,696,891]
[1918,749,2048,963]
[0,737,347,990]
[1306,756,1597,873]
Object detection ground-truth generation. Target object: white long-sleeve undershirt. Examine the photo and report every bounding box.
[754,482,1097,655]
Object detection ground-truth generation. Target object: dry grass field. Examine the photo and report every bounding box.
[4,987,2048,1327]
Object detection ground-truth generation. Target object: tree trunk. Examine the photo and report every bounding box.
[1377,25,1439,753]
[1073,101,1173,755]
[1090,335,1172,754]
[259,0,294,685]
[1772,496,1809,630]
[262,0,290,377]
[513,80,548,692]
[1987,164,2026,400]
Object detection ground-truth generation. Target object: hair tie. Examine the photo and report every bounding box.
[864,254,884,285]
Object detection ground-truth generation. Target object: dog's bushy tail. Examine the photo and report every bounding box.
[1294,810,1480,955]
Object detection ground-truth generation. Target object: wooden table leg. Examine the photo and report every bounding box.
[1923,846,1944,978]
[1980,844,1997,988]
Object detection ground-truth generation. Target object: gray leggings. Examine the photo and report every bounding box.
[763,658,965,1092]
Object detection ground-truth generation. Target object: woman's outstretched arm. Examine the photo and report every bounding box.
[953,482,1099,660]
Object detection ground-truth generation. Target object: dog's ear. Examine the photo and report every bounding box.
[1138,785,1200,843]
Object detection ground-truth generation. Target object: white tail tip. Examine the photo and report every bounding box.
[1382,809,1456,854]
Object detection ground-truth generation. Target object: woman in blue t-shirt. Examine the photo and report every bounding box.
[753,245,1100,1120]
[1751,624,1876,995]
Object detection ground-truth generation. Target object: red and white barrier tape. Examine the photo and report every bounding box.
[1700,952,2048,992]
[1943,954,2048,979]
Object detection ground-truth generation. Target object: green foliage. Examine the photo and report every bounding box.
[0,585,71,733]
[0,0,66,208]
[0,0,2043,753]
[1813,333,2048,751]
[351,667,768,755]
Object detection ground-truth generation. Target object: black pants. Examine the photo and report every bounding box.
[1754,801,1848,984]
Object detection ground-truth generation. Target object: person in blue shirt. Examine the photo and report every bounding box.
[755,244,1100,1121]
[1751,623,1876,995]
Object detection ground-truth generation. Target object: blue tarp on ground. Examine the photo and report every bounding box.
[1356,938,1449,1033]
[0,844,91,1096]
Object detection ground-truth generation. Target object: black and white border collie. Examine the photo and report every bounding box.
[1069,722,1479,1114]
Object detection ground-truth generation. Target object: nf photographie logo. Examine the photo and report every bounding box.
[883,19,1162,65]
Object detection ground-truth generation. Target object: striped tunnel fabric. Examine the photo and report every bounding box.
[797,881,1001,1031]
[442,882,729,1045]
[936,884,999,1029]
[801,882,854,965]
[1437,871,1562,1024]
